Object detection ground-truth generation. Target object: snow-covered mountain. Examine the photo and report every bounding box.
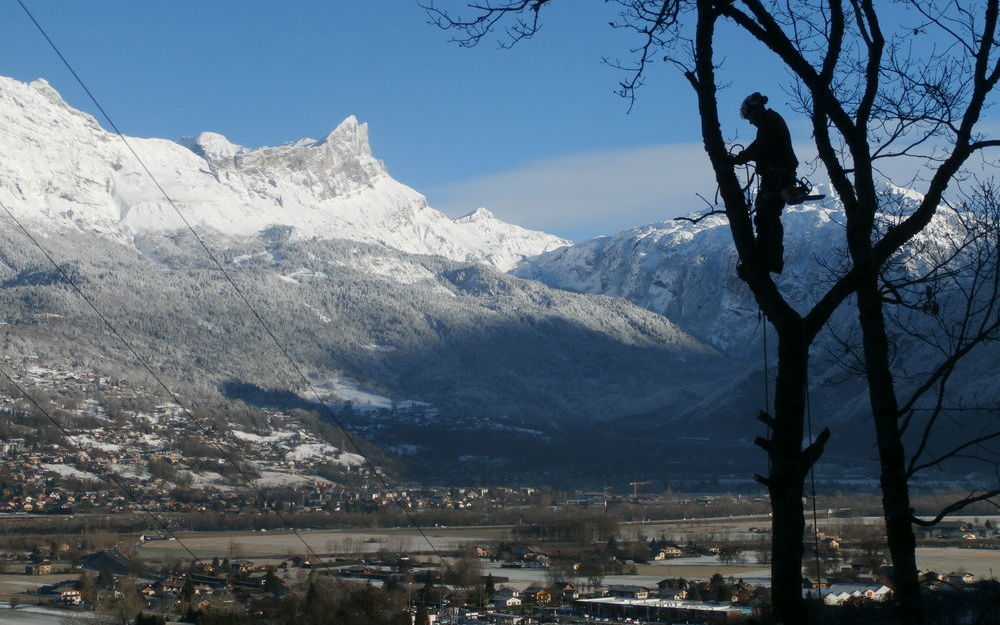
[6,73,987,484]
[514,201,847,357]
[0,76,567,271]
[515,191,1000,478]
[513,190,971,361]
[0,74,743,483]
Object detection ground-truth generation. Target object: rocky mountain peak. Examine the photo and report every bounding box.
[0,74,566,271]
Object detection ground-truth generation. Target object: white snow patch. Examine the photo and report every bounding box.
[231,429,296,444]
[39,463,101,481]
[186,470,231,490]
[302,303,331,323]
[323,376,393,411]
[107,463,150,479]
[139,434,165,450]
[68,435,121,452]
[288,267,326,280]
[331,255,436,285]
[397,399,432,409]
[386,444,423,456]
[255,471,331,487]
[286,443,365,466]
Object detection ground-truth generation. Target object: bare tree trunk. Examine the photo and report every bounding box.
[764,330,809,624]
[855,270,923,624]
[689,4,823,620]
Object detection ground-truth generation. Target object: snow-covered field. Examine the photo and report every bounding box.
[38,464,100,481]
[0,606,96,623]
[285,443,364,466]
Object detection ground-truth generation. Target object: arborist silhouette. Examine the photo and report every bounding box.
[732,92,799,274]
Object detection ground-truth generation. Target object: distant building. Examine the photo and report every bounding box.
[521,585,551,604]
[608,585,650,599]
[575,596,749,623]
[491,588,522,608]
[653,544,684,560]
[59,588,82,605]
[0,438,25,456]
[803,583,892,605]
[80,547,133,576]
[25,559,53,575]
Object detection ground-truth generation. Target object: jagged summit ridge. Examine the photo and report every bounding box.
[0,75,567,271]
[198,115,388,203]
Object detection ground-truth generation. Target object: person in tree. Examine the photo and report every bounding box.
[732,92,799,274]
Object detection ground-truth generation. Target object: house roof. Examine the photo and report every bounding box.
[80,547,133,576]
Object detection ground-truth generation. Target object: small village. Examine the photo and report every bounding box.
[0,364,567,518]
[1,515,998,624]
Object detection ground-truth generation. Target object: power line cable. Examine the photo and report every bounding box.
[15,0,455,575]
[0,197,333,569]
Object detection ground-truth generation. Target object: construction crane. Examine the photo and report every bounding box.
[629,480,652,502]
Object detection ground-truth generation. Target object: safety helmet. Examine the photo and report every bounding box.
[740,92,768,120]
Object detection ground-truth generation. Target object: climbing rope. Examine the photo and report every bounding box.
[759,316,824,592]
[805,351,823,590]
[760,310,770,415]
[760,309,773,487]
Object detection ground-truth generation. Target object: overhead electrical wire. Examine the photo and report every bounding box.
[15,0,455,574]
[0,196,331,568]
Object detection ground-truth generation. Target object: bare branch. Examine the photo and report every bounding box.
[420,0,555,48]
[912,490,1000,526]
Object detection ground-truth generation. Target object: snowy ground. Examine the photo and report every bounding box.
[254,471,332,487]
[38,463,101,481]
[285,443,364,466]
[0,605,101,622]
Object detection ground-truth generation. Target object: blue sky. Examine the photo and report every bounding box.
[0,2,832,240]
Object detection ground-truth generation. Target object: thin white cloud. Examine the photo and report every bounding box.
[425,143,718,241]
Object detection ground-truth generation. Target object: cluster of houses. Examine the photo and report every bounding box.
[803,571,984,607]
[920,519,999,540]
[24,547,291,614]
[7,533,997,625]
[0,364,558,517]
[482,580,763,624]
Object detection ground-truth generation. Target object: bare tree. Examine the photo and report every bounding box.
[424,1,1000,622]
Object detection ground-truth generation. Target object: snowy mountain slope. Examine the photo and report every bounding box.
[0,76,567,271]
[514,203,850,356]
[514,193,1000,472]
[514,192,972,359]
[0,225,735,481]
[0,73,754,481]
